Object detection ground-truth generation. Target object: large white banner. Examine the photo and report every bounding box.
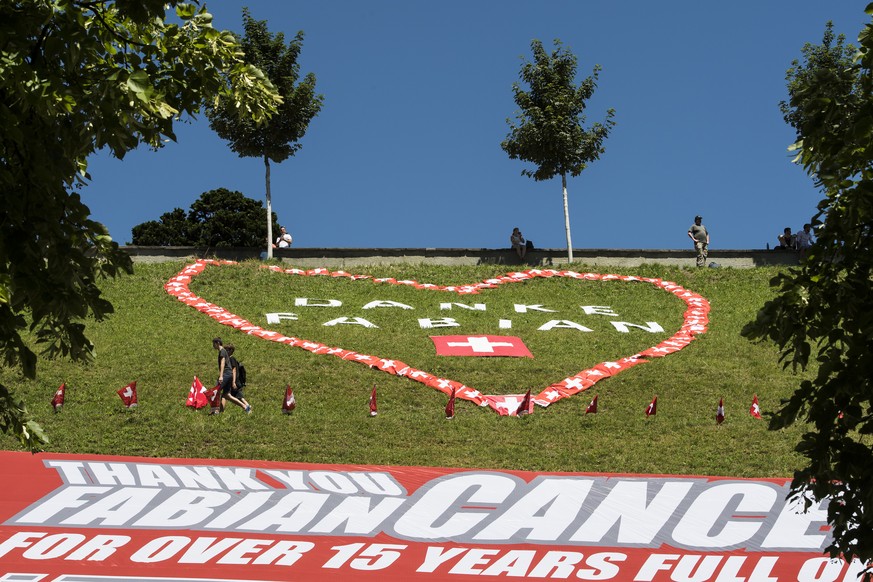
[0,452,865,581]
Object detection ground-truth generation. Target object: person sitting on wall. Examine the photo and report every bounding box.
[776,227,795,250]
[794,223,814,255]
[510,227,526,260]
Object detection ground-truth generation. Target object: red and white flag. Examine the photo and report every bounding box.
[205,384,221,414]
[445,386,456,419]
[117,381,137,408]
[645,395,657,417]
[51,383,66,412]
[585,394,598,414]
[369,384,378,416]
[516,388,533,416]
[431,335,533,358]
[716,398,725,425]
[186,377,209,409]
[750,394,762,419]
[283,385,297,414]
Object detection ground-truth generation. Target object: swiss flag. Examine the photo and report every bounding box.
[51,383,66,412]
[445,386,456,420]
[283,385,297,414]
[750,394,762,419]
[186,377,209,409]
[716,398,725,425]
[205,385,222,414]
[117,381,138,408]
[431,335,533,358]
[369,384,378,416]
[585,395,598,414]
[516,388,533,416]
[645,395,657,417]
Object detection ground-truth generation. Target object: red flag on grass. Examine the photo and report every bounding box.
[186,377,209,409]
[369,384,378,416]
[585,395,598,414]
[445,386,456,419]
[750,394,762,419]
[205,384,221,414]
[117,381,137,408]
[716,398,725,425]
[645,395,657,417]
[516,388,533,416]
[51,383,66,412]
[283,385,296,414]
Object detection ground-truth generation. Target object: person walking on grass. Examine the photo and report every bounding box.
[226,344,252,414]
[687,215,710,268]
[212,337,246,414]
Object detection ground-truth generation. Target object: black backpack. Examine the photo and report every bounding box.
[237,362,247,387]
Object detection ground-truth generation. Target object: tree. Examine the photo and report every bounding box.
[501,39,616,262]
[208,8,323,259]
[742,7,873,568]
[0,1,280,449]
[131,188,280,247]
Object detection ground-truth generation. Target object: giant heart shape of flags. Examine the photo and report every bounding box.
[165,260,710,416]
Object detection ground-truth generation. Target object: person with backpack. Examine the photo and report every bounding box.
[226,344,252,414]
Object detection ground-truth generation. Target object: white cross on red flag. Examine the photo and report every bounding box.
[750,394,762,419]
[205,384,221,414]
[186,377,208,409]
[283,385,296,414]
[645,395,657,417]
[585,394,598,414]
[117,381,138,408]
[51,383,66,412]
[430,335,533,357]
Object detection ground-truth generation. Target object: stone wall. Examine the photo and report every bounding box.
[123,246,801,268]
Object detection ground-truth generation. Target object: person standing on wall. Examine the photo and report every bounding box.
[273,226,293,249]
[687,215,710,268]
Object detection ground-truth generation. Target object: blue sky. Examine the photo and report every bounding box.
[82,1,870,250]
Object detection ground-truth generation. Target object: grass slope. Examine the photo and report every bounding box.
[0,260,810,478]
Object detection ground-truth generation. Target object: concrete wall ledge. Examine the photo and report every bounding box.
[123,246,801,269]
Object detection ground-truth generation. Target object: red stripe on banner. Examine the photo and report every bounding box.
[0,451,861,581]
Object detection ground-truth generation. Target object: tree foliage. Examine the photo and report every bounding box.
[501,39,615,262]
[207,8,323,258]
[743,6,873,566]
[0,0,280,449]
[131,188,280,247]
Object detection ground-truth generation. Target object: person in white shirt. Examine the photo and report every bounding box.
[273,226,293,248]
[794,223,814,254]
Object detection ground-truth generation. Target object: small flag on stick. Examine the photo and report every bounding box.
[117,381,138,408]
[445,386,456,419]
[645,395,658,417]
[51,383,66,412]
[186,377,209,409]
[206,384,221,414]
[716,398,725,425]
[585,395,598,414]
[515,388,533,416]
[369,384,378,416]
[283,385,297,414]
[750,394,762,419]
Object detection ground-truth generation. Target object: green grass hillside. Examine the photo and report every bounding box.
[0,260,810,478]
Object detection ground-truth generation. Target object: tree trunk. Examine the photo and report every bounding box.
[265,155,273,259]
[562,172,574,263]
